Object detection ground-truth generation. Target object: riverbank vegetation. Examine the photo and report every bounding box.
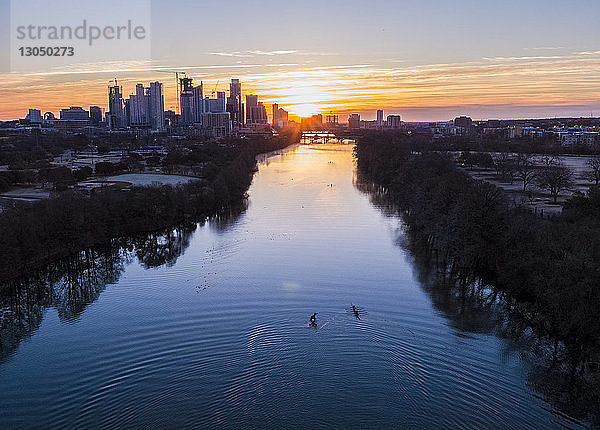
[355,132,600,385]
[0,132,299,281]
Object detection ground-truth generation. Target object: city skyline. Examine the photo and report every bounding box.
[1,0,600,121]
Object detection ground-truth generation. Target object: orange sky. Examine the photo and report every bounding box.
[1,51,600,122]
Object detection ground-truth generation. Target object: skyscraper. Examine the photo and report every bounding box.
[348,114,361,129]
[205,92,226,114]
[227,79,244,128]
[272,103,278,127]
[377,109,384,126]
[387,115,401,128]
[108,81,125,130]
[149,82,165,130]
[272,104,289,129]
[26,109,42,123]
[192,82,204,123]
[454,116,473,129]
[129,84,149,127]
[89,106,103,126]
[125,82,165,130]
[246,95,267,125]
[179,77,195,125]
[246,94,258,124]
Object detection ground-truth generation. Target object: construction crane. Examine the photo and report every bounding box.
[211,80,220,97]
[155,70,187,113]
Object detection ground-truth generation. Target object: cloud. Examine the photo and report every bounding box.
[2,52,600,121]
[523,46,567,51]
[208,50,298,58]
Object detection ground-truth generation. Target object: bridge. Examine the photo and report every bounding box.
[300,130,360,144]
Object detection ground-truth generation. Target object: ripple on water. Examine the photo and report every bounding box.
[0,145,592,430]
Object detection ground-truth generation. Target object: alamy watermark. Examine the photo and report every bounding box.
[8,0,151,73]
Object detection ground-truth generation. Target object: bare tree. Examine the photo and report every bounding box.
[514,153,537,192]
[539,154,559,168]
[585,156,600,185]
[493,151,515,182]
[535,164,574,204]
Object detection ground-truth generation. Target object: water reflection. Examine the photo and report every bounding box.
[2,145,598,429]
[0,203,249,366]
[357,178,600,428]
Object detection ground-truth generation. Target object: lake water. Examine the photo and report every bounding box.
[0,145,593,429]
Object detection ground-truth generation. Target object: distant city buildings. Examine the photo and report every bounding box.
[126,82,165,130]
[301,114,323,131]
[179,77,196,126]
[108,81,125,130]
[15,75,420,138]
[205,92,226,114]
[60,106,89,121]
[10,94,600,151]
[177,77,233,136]
[26,109,42,124]
[227,79,244,128]
[149,82,165,130]
[454,116,473,129]
[325,113,339,127]
[246,95,268,125]
[165,110,177,128]
[272,104,289,129]
[89,106,103,126]
[348,114,361,129]
[387,115,402,128]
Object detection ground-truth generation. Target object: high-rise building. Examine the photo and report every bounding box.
[325,114,339,125]
[348,114,361,129]
[129,84,149,127]
[200,112,232,137]
[246,94,258,124]
[272,104,278,127]
[127,82,166,130]
[108,81,125,129]
[454,116,473,129]
[246,95,267,124]
[123,99,131,127]
[89,106,103,126]
[387,115,402,128]
[178,78,206,125]
[26,109,42,123]
[227,79,244,128]
[272,104,289,129]
[149,81,165,130]
[60,106,90,121]
[377,109,384,126]
[179,77,195,125]
[192,82,204,123]
[205,92,226,114]
[165,110,177,128]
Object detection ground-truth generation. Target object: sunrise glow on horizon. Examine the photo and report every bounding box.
[1,0,599,122]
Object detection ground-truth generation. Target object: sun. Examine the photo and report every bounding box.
[287,103,323,118]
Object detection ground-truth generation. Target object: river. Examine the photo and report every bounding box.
[0,144,594,429]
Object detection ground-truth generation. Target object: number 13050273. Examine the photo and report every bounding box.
[18,47,74,56]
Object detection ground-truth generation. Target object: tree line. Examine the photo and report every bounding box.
[0,133,299,281]
[355,132,600,371]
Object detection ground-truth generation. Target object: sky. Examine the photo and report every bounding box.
[1,0,600,121]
